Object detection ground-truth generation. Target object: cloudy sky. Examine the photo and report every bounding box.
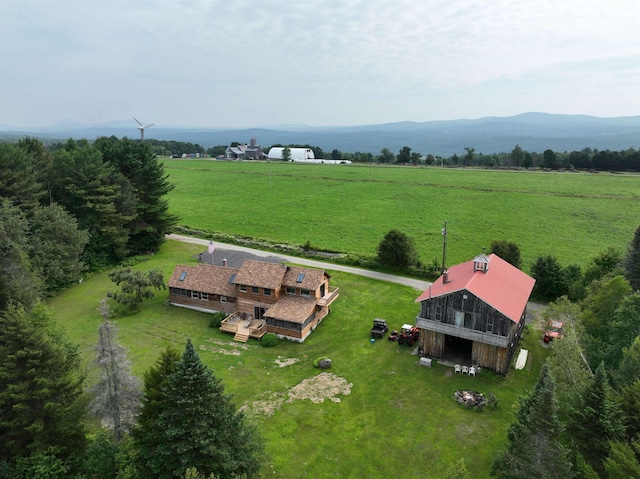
[1,0,639,128]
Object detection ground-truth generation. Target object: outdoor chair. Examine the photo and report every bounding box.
[469,366,476,377]
[462,365,469,375]
[454,364,461,374]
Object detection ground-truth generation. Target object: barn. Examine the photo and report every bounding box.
[267,147,315,161]
[414,254,535,375]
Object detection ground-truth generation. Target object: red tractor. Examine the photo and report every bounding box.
[397,324,419,346]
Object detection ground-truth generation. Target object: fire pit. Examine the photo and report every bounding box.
[454,390,486,411]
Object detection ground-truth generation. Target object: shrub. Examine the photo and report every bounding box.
[260,333,279,347]
[208,311,227,328]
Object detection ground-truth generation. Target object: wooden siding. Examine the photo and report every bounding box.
[169,290,236,314]
[417,289,526,375]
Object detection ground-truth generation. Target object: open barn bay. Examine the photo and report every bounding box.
[165,160,640,271]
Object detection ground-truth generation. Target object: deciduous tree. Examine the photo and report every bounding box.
[489,239,522,269]
[626,224,640,291]
[107,266,165,315]
[377,229,419,270]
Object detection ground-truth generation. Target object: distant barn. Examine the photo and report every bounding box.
[268,147,315,161]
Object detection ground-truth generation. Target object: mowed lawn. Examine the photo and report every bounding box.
[164,160,640,270]
[48,241,547,478]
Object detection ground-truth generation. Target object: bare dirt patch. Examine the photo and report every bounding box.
[241,372,353,417]
[198,338,248,356]
[274,356,299,368]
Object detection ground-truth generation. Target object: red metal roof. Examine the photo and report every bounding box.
[415,254,535,323]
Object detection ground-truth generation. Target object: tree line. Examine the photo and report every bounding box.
[0,136,177,305]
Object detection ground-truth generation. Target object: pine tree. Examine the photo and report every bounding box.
[569,362,625,475]
[491,363,574,478]
[139,339,263,479]
[134,345,181,478]
[94,137,178,254]
[88,302,142,441]
[0,303,86,462]
[626,224,640,291]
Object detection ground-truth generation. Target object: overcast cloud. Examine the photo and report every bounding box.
[1,0,639,128]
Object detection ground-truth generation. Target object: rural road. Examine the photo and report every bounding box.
[166,234,546,320]
[166,234,432,291]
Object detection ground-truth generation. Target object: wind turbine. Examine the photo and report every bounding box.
[133,117,154,141]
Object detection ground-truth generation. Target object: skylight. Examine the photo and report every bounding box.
[179,271,187,281]
[229,274,236,284]
[296,273,305,283]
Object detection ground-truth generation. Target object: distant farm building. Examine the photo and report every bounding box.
[167,260,339,343]
[225,138,267,160]
[414,254,535,375]
[268,147,315,161]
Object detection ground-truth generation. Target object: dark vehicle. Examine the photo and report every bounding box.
[370,318,389,338]
[397,324,419,346]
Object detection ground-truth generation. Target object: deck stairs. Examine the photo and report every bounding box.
[233,332,250,342]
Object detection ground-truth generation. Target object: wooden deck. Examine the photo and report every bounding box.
[220,312,267,342]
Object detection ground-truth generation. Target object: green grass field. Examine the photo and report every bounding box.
[48,241,547,478]
[164,160,640,270]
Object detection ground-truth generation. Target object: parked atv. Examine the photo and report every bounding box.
[397,324,419,346]
[370,318,389,339]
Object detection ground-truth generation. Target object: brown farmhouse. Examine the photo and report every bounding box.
[168,260,339,342]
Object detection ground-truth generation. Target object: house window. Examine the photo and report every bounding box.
[435,305,442,321]
[264,288,272,296]
[220,296,226,303]
[191,291,200,299]
[239,285,247,292]
[301,289,310,297]
[180,289,187,296]
[201,293,208,300]
[286,287,296,295]
[251,286,259,294]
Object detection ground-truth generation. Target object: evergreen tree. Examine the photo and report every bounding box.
[491,364,573,478]
[569,362,625,475]
[50,142,134,268]
[603,440,640,479]
[134,346,181,478]
[94,137,178,254]
[139,339,263,479]
[89,303,142,441]
[0,303,86,463]
[0,142,43,215]
[626,224,640,291]
[530,255,568,299]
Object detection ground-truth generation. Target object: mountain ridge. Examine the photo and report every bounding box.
[2,113,638,156]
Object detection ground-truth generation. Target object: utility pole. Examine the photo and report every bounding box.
[441,221,447,274]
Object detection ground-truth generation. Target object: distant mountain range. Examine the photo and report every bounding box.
[1,113,638,156]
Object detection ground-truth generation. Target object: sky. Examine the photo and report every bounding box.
[1,0,639,129]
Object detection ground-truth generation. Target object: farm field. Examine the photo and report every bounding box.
[48,240,547,479]
[164,160,640,271]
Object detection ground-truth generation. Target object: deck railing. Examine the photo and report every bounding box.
[317,287,340,307]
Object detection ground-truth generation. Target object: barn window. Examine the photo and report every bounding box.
[435,305,442,321]
[486,317,494,333]
[464,312,474,329]
[454,311,464,327]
